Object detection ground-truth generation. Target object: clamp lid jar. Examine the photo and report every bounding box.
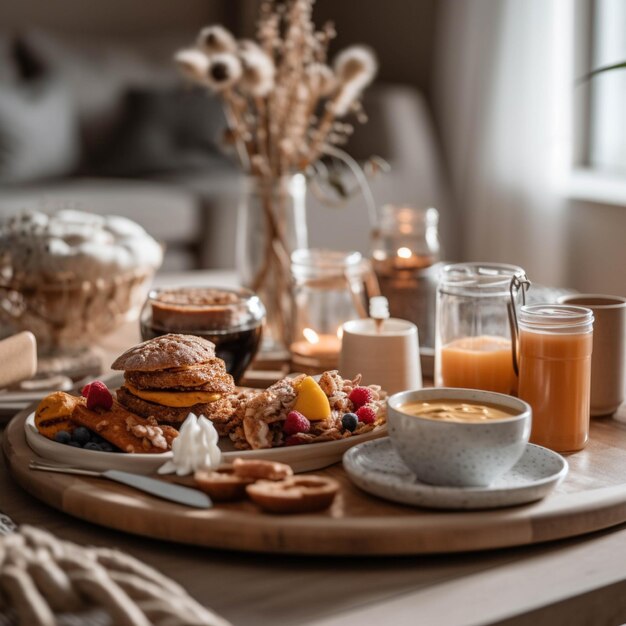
[435,262,528,394]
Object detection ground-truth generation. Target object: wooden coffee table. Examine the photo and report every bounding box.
[2,269,626,626]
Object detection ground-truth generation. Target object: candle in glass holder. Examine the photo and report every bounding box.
[290,249,373,374]
[371,206,440,349]
[379,246,437,272]
[290,328,341,374]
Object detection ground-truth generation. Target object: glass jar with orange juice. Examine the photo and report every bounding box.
[518,305,594,453]
[435,263,527,394]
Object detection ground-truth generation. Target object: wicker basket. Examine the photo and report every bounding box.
[0,268,154,353]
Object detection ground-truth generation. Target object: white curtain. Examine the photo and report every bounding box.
[433,0,571,287]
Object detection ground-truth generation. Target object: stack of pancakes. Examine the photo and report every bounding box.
[113,334,236,435]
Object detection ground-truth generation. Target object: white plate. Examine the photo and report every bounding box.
[343,438,568,510]
[25,412,386,474]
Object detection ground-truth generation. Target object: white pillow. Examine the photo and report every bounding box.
[0,77,79,184]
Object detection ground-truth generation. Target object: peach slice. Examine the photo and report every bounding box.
[292,376,331,421]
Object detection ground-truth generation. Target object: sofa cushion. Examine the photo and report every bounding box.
[16,30,179,158]
[84,86,228,177]
[0,37,79,184]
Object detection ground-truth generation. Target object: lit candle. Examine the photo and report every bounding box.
[290,327,342,373]
[290,328,342,359]
[392,246,434,271]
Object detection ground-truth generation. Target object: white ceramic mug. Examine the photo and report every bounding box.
[339,318,422,395]
[558,294,626,416]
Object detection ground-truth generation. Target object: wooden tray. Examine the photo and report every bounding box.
[4,407,626,556]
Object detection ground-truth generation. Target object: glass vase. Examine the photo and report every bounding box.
[236,174,308,351]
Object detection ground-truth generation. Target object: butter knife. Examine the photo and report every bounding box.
[29,460,212,509]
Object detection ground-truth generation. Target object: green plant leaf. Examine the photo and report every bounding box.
[577,61,626,85]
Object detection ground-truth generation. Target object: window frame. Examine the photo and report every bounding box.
[561,0,626,205]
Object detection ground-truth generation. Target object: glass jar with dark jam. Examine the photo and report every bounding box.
[140,287,265,383]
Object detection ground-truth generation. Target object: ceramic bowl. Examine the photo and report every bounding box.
[387,388,531,487]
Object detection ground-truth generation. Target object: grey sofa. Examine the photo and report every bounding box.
[0,32,452,271]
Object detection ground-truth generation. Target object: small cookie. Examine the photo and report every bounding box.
[35,392,83,439]
[232,458,293,481]
[246,475,340,514]
[194,466,255,501]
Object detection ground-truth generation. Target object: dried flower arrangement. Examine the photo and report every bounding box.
[174,1,377,179]
[174,0,380,348]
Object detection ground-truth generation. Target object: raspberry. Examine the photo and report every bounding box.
[284,411,311,435]
[348,386,374,409]
[285,435,306,446]
[356,405,377,425]
[82,380,113,411]
[341,413,359,432]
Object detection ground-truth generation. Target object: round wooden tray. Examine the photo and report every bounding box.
[4,407,626,555]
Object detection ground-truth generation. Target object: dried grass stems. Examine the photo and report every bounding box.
[174,1,378,341]
[174,0,377,180]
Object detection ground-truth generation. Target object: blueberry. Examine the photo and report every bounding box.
[342,413,359,432]
[84,442,102,452]
[68,441,82,448]
[54,431,71,444]
[72,427,91,445]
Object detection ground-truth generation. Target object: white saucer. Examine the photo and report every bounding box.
[343,438,568,510]
[25,412,386,475]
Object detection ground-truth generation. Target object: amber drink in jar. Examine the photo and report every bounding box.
[435,263,527,394]
[518,305,594,453]
[140,287,265,383]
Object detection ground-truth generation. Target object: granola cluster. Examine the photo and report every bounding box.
[228,371,386,450]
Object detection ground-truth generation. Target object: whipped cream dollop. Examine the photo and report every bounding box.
[0,209,163,284]
[158,413,222,476]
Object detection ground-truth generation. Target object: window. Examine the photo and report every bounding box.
[562,0,626,205]
[589,0,626,174]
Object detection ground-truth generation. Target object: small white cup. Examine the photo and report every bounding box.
[339,318,422,395]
